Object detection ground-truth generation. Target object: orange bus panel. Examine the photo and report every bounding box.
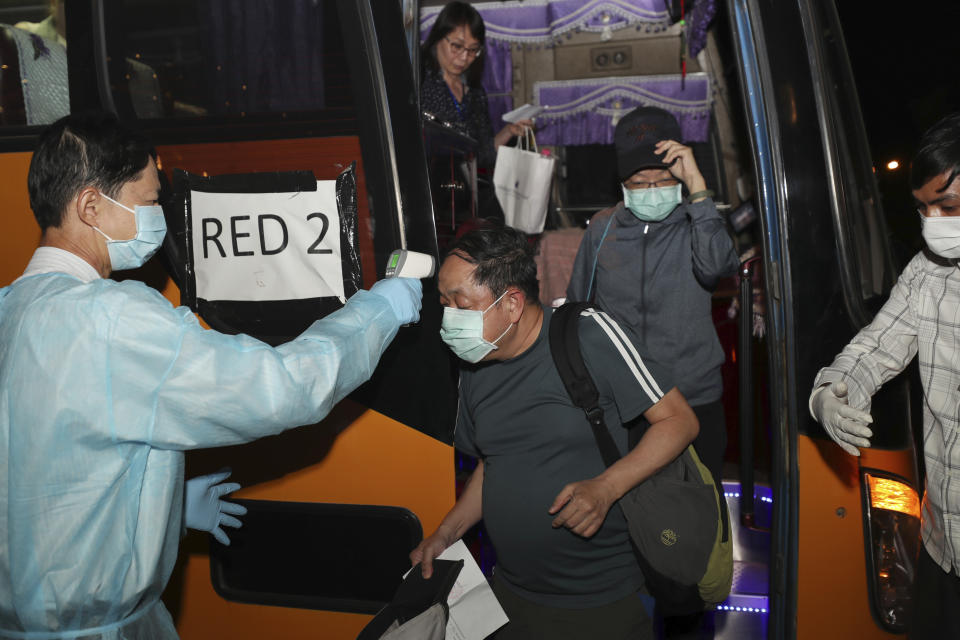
[796,433,913,638]
[166,403,456,639]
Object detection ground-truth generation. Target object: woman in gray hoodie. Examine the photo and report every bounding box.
[566,106,739,488]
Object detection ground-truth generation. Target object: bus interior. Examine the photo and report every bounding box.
[0,1,923,639]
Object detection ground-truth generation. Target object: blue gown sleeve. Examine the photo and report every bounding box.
[104,285,402,449]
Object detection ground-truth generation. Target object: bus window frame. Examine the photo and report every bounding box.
[63,0,439,274]
[75,1,364,143]
[209,499,423,614]
[798,0,913,454]
[798,0,896,329]
[727,1,798,638]
[0,126,41,152]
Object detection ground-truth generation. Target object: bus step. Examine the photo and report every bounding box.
[707,481,773,638]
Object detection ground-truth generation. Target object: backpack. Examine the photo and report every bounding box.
[548,302,733,615]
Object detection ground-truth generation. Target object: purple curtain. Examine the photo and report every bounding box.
[687,0,717,57]
[482,40,514,130]
[532,73,712,146]
[421,1,671,44]
[420,0,671,130]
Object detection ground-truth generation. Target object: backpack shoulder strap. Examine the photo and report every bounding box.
[548,302,623,467]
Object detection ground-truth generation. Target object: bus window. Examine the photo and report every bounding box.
[0,1,70,128]
[209,501,423,613]
[100,0,356,126]
[812,2,896,309]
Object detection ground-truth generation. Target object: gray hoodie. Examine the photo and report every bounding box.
[566,198,738,406]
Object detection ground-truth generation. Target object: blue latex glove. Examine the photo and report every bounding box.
[369,277,423,325]
[184,470,248,545]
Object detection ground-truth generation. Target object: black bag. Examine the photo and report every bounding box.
[356,559,464,640]
[548,302,733,615]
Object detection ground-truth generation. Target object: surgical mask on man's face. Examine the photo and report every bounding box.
[920,213,960,259]
[92,192,167,271]
[622,183,682,222]
[440,290,513,363]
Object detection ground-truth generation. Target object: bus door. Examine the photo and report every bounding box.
[448,0,922,637]
[728,0,920,638]
[0,1,458,638]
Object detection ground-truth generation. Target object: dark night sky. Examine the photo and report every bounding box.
[836,2,960,249]
[837,2,960,164]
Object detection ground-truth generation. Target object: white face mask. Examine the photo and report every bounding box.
[621,183,682,221]
[439,290,513,363]
[92,192,167,271]
[920,214,960,259]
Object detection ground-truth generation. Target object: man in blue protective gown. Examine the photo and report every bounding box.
[0,112,422,640]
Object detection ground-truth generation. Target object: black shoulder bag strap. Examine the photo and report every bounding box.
[548,302,623,468]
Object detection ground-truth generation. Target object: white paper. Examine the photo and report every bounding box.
[502,103,546,123]
[190,181,345,303]
[437,540,508,640]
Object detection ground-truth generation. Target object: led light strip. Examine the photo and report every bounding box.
[716,593,770,615]
[723,491,774,504]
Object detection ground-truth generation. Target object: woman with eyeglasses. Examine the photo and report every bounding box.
[420,2,531,178]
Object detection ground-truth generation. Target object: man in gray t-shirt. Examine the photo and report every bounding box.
[411,226,699,639]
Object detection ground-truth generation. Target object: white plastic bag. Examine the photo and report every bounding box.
[493,128,555,234]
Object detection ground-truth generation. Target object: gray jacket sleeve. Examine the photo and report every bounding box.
[566,209,615,302]
[566,233,594,302]
[687,198,739,288]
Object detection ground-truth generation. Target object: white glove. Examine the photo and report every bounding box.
[185,470,247,545]
[810,381,874,456]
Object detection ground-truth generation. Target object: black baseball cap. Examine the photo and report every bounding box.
[614,106,683,180]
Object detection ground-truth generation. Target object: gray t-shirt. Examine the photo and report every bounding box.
[454,305,673,608]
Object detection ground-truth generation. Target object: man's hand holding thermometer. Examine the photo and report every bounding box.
[368,250,436,326]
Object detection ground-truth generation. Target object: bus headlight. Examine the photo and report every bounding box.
[862,470,920,632]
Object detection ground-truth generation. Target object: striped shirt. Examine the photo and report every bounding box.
[813,251,960,572]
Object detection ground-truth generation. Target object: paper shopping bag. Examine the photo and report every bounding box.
[493,129,556,234]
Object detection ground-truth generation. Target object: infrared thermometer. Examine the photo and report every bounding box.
[385,249,436,279]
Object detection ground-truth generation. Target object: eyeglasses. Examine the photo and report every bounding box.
[445,37,483,58]
[623,178,680,190]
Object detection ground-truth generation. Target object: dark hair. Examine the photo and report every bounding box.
[910,111,960,192]
[421,1,486,87]
[28,111,156,230]
[447,225,539,303]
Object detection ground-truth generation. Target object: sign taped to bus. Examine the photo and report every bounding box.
[190,183,345,303]
[166,167,363,345]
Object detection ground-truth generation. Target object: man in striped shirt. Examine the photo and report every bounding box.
[810,112,960,639]
[411,226,699,639]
